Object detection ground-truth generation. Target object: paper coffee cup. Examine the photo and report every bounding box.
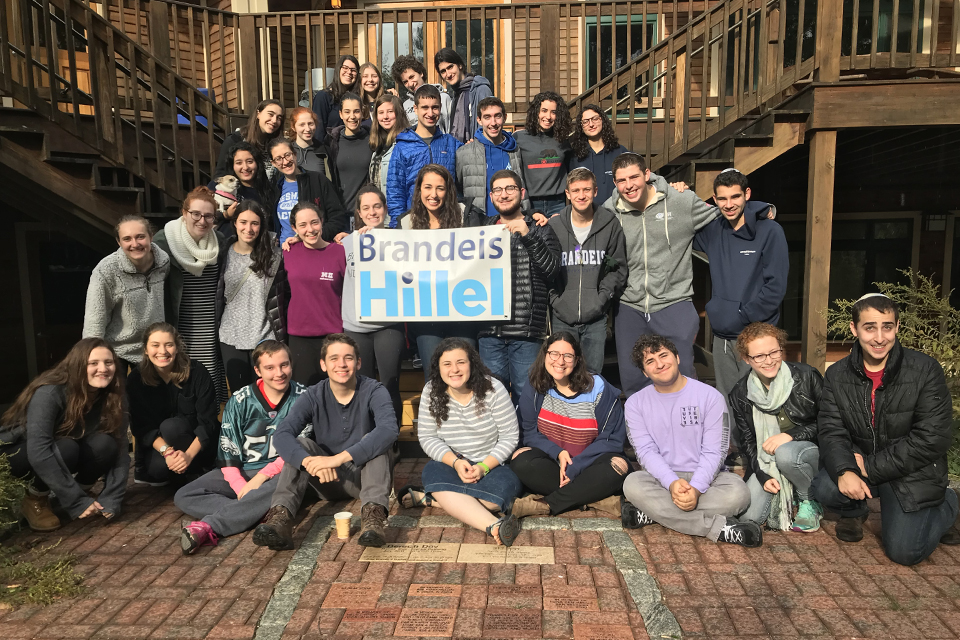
[334,512,352,539]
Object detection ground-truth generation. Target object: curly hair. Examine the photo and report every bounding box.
[524,91,574,140]
[529,332,596,394]
[1,338,125,439]
[427,338,494,428]
[409,165,461,229]
[218,140,275,208]
[391,55,428,97]
[630,334,679,371]
[570,104,621,160]
[735,323,788,361]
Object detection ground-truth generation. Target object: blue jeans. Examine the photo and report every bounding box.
[551,313,608,375]
[478,336,542,402]
[415,324,478,382]
[529,195,566,216]
[742,440,819,525]
[422,460,523,512]
[811,467,960,566]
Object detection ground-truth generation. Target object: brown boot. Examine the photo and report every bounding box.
[253,506,295,550]
[588,495,622,518]
[359,502,388,547]
[22,493,61,532]
[511,494,551,519]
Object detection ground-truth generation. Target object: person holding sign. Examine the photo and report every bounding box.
[475,170,561,402]
[402,338,523,546]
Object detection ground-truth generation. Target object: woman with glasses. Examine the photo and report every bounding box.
[728,322,824,532]
[509,332,629,519]
[312,54,361,144]
[568,105,628,208]
[154,187,229,401]
[268,138,348,246]
[215,99,285,181]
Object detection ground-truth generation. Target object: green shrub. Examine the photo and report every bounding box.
[0,541,85,607]
[823,269,960,476]
[0,453,27,536]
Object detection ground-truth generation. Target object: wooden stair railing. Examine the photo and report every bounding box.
[0,0,232,206]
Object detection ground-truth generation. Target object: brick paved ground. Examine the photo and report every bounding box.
[1,458,959,639]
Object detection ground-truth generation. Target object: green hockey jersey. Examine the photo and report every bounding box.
[217,381,311,471]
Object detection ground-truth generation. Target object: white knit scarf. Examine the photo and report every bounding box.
[164,218,219,277]
[746,362,795,531]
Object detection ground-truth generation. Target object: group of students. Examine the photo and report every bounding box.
[1,51,958,567]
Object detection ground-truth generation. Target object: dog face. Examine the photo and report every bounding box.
[216,175,240,193]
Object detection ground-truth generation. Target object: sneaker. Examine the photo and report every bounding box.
[790,500,823,532]
[835,514,867,543]
[718,517,763,547]
[412,353,422,369]
[253,506,295,550]
[181,521,218,555]
[133,471,168,487]
[358,502,388,547]
[621,500,655,530]
[512,494,551,519]
[21,492,61,532]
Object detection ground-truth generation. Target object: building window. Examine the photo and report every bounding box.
[443,19,497,89]
[375,22,426,91]
[585,15,657,90]
[841,0,928,56]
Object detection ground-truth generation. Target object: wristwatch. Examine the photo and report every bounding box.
[159,445,172,457]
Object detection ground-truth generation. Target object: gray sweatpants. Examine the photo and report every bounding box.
[712,335,751,449]
[622,470,750,541]
[174,468,276,537]
[270,437,393,514]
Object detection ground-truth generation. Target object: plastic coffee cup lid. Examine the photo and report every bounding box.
[334,512,352,519]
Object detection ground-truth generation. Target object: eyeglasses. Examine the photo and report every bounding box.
[582,115,603,126]
[185,210,216,223]
[272,151,295,164]
[491,185,520,196]
[746,348,784,364]
[547,350,576,363]
[340,65,358,75]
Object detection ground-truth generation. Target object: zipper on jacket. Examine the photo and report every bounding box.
[642,213,650,314]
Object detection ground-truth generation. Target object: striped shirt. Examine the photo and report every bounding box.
[537,378,604,457]
[418,377,518,465]
[178,262,227,402]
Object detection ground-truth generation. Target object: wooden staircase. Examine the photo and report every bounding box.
[0,0,232,237]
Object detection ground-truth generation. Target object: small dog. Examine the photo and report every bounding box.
[212,175,240,215]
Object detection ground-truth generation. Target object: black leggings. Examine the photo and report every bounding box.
[0,433,119,492]
[346,327,404,421]
[510,448,627,515]
[136,417,208,482]
[220,342,256,395]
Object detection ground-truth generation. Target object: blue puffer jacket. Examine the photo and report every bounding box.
[385,128,462,227]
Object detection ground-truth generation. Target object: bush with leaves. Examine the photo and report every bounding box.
[0,541,85,607]
[0,453,27,537]
[823,268,960,476]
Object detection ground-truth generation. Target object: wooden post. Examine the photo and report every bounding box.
[674,52,686,145]
[815,0,843,82]
[540,5,560,93]
[800,130,837,372]
[149,1,172,70]
[238,14,259,112]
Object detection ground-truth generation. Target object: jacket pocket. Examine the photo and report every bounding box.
[705,296,747,337]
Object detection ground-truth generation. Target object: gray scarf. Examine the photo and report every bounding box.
[746,362,795,531]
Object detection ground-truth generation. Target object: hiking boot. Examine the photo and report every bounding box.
[718,517,763,547]
[512,494,551,519]
[181,521,218,555]
[21,492,60,532]
[621,500,655,530]
[587,495,623,518]
[253,506,295,550]
[790,500,823,533]
[358,502,388,547]
[834,513,867,542]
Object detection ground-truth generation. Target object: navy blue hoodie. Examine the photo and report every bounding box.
[693,201,788,340]
[567,144,628,208]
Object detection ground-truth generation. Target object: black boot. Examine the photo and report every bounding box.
[358,502,388,547]
[835,514,867,543]
[253,506,295,550]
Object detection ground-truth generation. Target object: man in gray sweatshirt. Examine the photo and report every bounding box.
[548,168,628,373]
[605,153,719,397]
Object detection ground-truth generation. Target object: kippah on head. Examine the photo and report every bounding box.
[855,292,890,302]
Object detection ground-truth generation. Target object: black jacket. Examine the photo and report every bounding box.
[214,238,288,343]
[270,170,349,243]
[470,211,562,339]
[153,228,230,330]
[818,340,953,512]
[729,362,823,485]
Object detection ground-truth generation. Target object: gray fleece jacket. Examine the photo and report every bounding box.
[602,173,719,314]
[82,244,171,363]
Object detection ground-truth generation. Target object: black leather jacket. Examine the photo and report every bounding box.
[818,340,953,513]
[728,361,823,485]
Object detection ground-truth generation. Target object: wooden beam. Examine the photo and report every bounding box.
[238,15,259,112]
[801,130,837,372]
[149,1,172,70]
[734,121,804,175]
[540,5,560,93]
[815,0,843,82]
[809,83,960,130]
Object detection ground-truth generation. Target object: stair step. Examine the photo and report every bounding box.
[93,185,143,194]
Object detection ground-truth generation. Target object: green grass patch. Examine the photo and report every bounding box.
[0,540,85,608]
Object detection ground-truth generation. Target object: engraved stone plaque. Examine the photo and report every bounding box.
[482,608,542,638]
[543,596,600,611]
[407,542,462,563]
[394,608,457,637]
[342,608,402,621]
[359,542,413,562]
[321,582,382,608]
[408,584,463,597]
[457,543,507,563]
[505,545,556,564]
[572,623,635,640]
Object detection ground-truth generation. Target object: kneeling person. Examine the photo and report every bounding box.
[621,335,761,547]
[253,334,398,550]
[175,341,307,554]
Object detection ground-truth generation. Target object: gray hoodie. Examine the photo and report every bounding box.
[82,243,171,363]
[602,173,719,314]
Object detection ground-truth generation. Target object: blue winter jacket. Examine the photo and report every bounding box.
[386,128,462,227]
[693,200,788,340]
[516,374,627,481]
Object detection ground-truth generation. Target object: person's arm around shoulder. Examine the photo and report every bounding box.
[687,189,721,232]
